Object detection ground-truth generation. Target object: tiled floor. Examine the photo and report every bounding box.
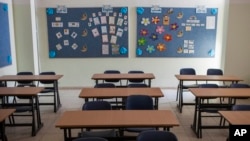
[4,88,250,141]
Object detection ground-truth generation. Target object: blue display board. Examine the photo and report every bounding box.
[46,6,129,58]
[0,3,12,67]
[136,7,218,57]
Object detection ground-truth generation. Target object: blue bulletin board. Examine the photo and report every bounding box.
[0,3,12,67]
[136,6,218,57]
[46,6,129,58]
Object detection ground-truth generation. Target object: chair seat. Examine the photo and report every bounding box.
[39,88,54,93]
[182,84,199,89]
[14,106,33,112]
[78,129,117,138]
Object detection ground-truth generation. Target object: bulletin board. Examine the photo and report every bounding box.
[0,3,12,67]
[46,6,129,58]
[136,6,218,57]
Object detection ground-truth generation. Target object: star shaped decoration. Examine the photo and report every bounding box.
[149,33,158,41]
[163,34,172,42]
[146,45,155,53]
[138,37,147,46]
[157,43,166,52]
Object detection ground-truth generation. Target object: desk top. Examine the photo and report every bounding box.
[219,111,250,125]
[0,87,44,96]
[79,87,164,98]
[189,88,250,98]
[175,75,242,82]
[55,110,179,128]
[92,73,155,80]
[0,109,16,122]
[0,75,63,81]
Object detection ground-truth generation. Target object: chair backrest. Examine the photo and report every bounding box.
[180,68,196,75]
[230,83,250,88]
[199,84,219,88]
[0,81,5,87]
[94,83,116,88]
[207,68,223,75]
[232,105,250,111]
[128,70,145,83]
[16,71,34,86]
[82,101,111,110]
[127,83,148,88]
[72,137,108,141]
[39,71,56,84]
[103,70,120,83]
[137,130,178,141]
[126,95,153,110]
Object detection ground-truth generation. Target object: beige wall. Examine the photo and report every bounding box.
[224,0,250,84]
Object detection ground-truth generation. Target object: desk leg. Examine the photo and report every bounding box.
[154,98,158,110]
[191,97,199,137]
[148,79,151,87]
[35,96,43,132]
[64,128,72,141]
[54,80,61,113]
[0,121,7,141]
[177,80,183,113]
[31,97,36,136]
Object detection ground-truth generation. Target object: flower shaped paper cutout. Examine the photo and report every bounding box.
[137,7,144,15]
[149,33,158,41]
[119,47,128,54]
[170,23,179,30]
[49,51,56,58]
[211,8,218,15]
[47,8,54,15]
[3,4,8,11]
[157,43,166,52]
[140,29,149,36]
[121,7,128,14]
[137,48,143,56]
[146,45,155,53]
[163,34,172,42]
[141,18,150,26]
[156,26,165,34]
[138,37,147,46]
[152,16,160,24]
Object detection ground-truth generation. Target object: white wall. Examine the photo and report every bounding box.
[35,0,228,88]
[0,0,17,76]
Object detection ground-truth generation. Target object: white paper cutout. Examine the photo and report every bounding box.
[101,16,107,24]
[116,28,123,37]
[64,29,69,35]
[52,22,63,27]
[206,16,216,29]
[109,26,116,34]
[102,35,108,43]
[92,28,100,37]
[64,40,69,46]
[93,17,100,25]
[92,13,96,17]
[56,32,62,39]
[101,26,107,34]
[117,18,124,26]
[109,16,115,25]
[55,17,61,21]
[68,22,80,27]
[56,43,62,50]
[71,43,78,50]
[71,32,78,38]
[110,35,117,44]
[102,44,109,55]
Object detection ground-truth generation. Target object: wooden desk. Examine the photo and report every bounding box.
[189,88,250,138]
[0,75,63,112]
[0,109,15,141]
[0,87,44,136]
[175,75,242,113]
[55,110,179,141]
[219,111,250,141]
[92,73,155,87]
[79,87,164,109]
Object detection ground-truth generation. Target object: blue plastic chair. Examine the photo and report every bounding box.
[137,130,178,141]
